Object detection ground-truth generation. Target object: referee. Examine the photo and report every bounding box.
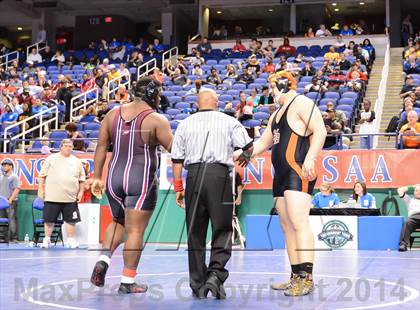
[171,88,253,299]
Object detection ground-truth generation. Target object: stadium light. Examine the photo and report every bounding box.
[216,10,222,14]
[17,27,23,31]
[334,8,339,12]
[332,2,337,6]
[268,8,273,12]
[359,2,365,5]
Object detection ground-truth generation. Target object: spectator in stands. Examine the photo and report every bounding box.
[358,99,376,149]
[175,58,188,75]
[32,98,50,118]
[65,122,85,151]
[346,66,367,92]
[27,48,42,64]
[153,38,164,53]
[399,110,420,149]
[246,55,261,76]
[206,68,221,86]
[136,37,148,51]
[275,38,296,57]
[186,79,202,96]
[247,88,260,107]
[415,86,420,106]
[80,73,95,93]
[190,51,205,65]
[99,58,110,73]
[300,60,316,77]
[51,50,65,70]
[325,101,348,131]
[66,55,77,70]
[40,46,54,62]
[163,60,175,76]
[334,35,346,48]
[336,53,352,71]
[258,86,274,106]
[362,39,376,62]
[17,87,35,105]
[236,67,254,85]
[197,37,212,54]
[327,67,346,91]
[403,53,420,75]
[263,40,275,57]
[401,14,414,46]
[236,91,253,123]
[18,102,33,132]
[320,59,333,75]
[223,102,236,117]
[94,69,109,101]
[305,76,328,94]
[1,104,18,131]
[400,76,416,99]
[316,24,332,37]
[0,159,20,243]
[340,25,354,36]
[305,27,315,38]
[351,182,376,208]
[344,41,356,56]
[323,109,342,149]
[324,46,340,62]
[127,51,143,69]
[191,64,203,77]
[80,106,99,123]
[232,39,247,53]
[118,63,130,82]
[10,97,23,115]
[115,85,130,103]
[262,58,276,74]
[171,68,191,88]
[224,64,238,81]
[248,38,259,54]
[397,185,420,251]
[151,68,164,84]
[311,182,340,209]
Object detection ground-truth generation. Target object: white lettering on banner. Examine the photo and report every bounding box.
[371,155,392,183]
[243,158,265,185]
[344,156,366,183]
[322,155,339,183]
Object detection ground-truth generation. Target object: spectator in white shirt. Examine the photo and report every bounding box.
[27,48,42,64]
[51,50,65,70]
[398,185,420,251]
[316,24,332,37]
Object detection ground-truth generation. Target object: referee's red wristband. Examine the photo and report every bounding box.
[173,179,184,192]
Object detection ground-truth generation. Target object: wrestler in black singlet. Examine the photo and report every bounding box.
[271,95,316,197]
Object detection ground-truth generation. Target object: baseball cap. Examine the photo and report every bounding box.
[1,159,13,166]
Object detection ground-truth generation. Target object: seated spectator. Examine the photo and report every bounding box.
[305,77,328,94]
[185,79,202,96]
[305,27,315,38]
[336,53,352,71]
[324,46,340,62]
[65,122,85,151]
[275,38,296,57]
[344,41,356,56]
[403,54,420,75]
[17,87,35,105]
[232,39,247,53]
[399,97,415,131]
[197,37,212,54]
[236,67,254,85]
[263,40,275,58]
[191,64,203,77]
[247,88,260,107]
[397,185,420,251]
[190,51,205,66]
[325,101,349,132]
[320,59,333,75]
[1,104,18,131]
[171,68,191,88]
[146,43,156,57]
[236,91,253,123]
[312,183,340,208]
[94,69,109,100]
[355,46,370,66]
[327,67,346,90]
[362,39,376,62]
[80,73,96,93]
[224,64,238,81]
[108,37,121,54]
[223,102,236,117]
[153,38,164,53]
[358,99,376,149]
[99,58,111,73]
[399,110,420,149]
[80,106,99,123]
[40,46,54,62]
[300,60,316,77]
[117,63,130,81]
[206,68,222,86]
[27,48,42,64]
[17,102,33,131]
[315,24,332,37]
[51,50,65,69]
[108,65,122,84]
[246,55,261,76]
[31,98,50,118]
[351,182,376,208]
[346,66,367,92]
[400,75,416,99]
[340,25,354,36]
[66,55,77,70]
[262,58,276,74]
[127,51,144,68]
[115,85,130,103]
[175,58,188,75]
[323,109,342,149]
[163,59,175,76]
[258,86,274,106]
[334,35,346,48]
[151,68,164,84]
[248,38,259,54]
[136,37,148,51]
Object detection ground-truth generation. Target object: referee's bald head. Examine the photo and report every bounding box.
[198,88,218,110]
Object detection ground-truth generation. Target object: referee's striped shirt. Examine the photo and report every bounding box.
[171,110,252,167]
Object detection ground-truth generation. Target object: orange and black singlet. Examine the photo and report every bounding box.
[271,95,316,197]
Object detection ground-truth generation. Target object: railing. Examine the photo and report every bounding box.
[137,58,157,80]
[372,36,390,149]
[161,46,178,70]
[106,73,131,102]
[330,133,399,150]
[70,88,99,121]
[0,51,19,70]
[26,41,46,60]
[3,106,59,153]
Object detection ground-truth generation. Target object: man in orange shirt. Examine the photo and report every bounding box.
[400,110,420,149]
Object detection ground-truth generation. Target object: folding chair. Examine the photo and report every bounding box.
[0,196,9,243]
[32,198,64,246]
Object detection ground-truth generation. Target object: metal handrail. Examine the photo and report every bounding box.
[106,73,131,102]
[0,51,19,70]
[3,106,59,153]
[70,88,99,121]
[26,41,46,60]
[161,46,178,70]
[137,58,157,80]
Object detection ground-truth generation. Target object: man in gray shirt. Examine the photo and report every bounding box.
[171,88,253,299]
[0,159,20,243]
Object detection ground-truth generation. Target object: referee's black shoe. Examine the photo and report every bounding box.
[398,243,408,252]
[203,272,226,300]
[90,260,108,287]
[192,287,208,299]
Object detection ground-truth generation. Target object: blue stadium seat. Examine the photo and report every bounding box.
[49,130,67,140]
[226,89,240,98]
[84,123,100,131]
[341,91,359,102]
[232,84,246,90]
[253,112,270,120]
[170,120,179,130]
[324,92,341,100]
[175,102,191,110]
[243,119,261,128]
[89,131,99,139]
[257,106,271,113]
[219,59,231,65]
[338,98,356,106]
[169,96,182,104]
[219,94,233,102]
[206,60,217,66]
[319,98,337,107]
[300,76,313,83]
[162,91,174,97]
[336,105,353,113]
[218,102,226,109]
[174,114,189,120]
[185,95,198,103]
[305,92,321,102]
[167,109,181,117]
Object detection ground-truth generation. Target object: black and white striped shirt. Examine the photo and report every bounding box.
[171,110,252,167]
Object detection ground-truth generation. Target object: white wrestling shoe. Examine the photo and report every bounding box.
[40,237,51,249]
[66,238,79,249]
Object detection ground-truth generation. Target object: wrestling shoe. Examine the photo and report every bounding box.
[270,273,300,290]
[284,272,314,297]
[90,260,109,287]
[118,282,148,294]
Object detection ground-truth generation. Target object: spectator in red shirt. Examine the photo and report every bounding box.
[79,159,94,204]
[232,39,247,53]
[262,58,276,74]
[17,87,35,105]
[80,73,96,93]
[275,38,296,57]
[328,67,346,91]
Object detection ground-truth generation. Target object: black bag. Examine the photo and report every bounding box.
[386,116,399,133]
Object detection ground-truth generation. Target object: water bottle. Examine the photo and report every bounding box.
[24,234,30,246]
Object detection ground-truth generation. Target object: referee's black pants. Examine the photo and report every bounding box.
[185,163,234,291]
